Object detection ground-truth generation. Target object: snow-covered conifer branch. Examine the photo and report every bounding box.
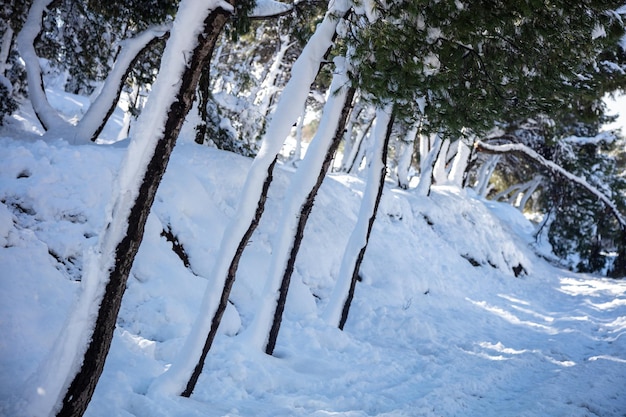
[249,0,293,18]
[475,140,626,229]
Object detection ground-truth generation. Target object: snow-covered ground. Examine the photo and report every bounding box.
[1,93,625,417]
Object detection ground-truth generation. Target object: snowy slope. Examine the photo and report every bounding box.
[0,101,625,416]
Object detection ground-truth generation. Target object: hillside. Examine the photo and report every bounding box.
[0,98,625,416]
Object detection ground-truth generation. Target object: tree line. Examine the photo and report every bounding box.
[2,0,626,416]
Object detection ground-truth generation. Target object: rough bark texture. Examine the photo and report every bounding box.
[182,157,277,397]
[265,86,357,356]
[346,117,374,173]
[610,230,626,278]
[56,6,232,417]
[194,67,210,145]
[339,112,395,330]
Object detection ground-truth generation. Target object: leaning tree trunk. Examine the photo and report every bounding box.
[415,133,443,196]
[396,125,418,189]
[324,105,395,329]
[447,139,471,187]
[73,24,171,144]
[250,61,356,355]
[47,2,234,417]
[346,115,375,173]
[17,0,68,132]
[147,0,353,399]
[194,66,211,145]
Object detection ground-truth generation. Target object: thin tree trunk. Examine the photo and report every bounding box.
[324,105,394,329]
[432,138,450,185]
[181,158,276,396]
[54,3,232,416]
[346,116,374,173]
[264,84,357,355]
[610,229,626,278]
[418,133,429,174]
[288,103,306,165]
[116,82,140,141]
[339,98,364,170]
[256,34,292,134]
[415,133,443,196]
[475,154,500,196]
[194,67,211,145]
[73,25,170,144]
[17,0,68,132]
[448,140,471,187]
[460,138,476,188]
[396,125,417,189]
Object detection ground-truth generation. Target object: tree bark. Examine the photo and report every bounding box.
[396,125,417,189]
[346,116,374,173]
[194,66,211,145]
[338,108,394,330]
[323,105,394,329]
[181,158,276,396]
[415,133,443,196]
[264,85,356,355]
[55,3,232,417]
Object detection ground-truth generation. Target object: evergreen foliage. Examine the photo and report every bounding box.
[0,83,18,126]
[349,0,624,134]
[543,132,626,275]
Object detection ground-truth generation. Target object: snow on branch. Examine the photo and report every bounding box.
[562,131,616,146]
[249,0,293,18]
[475,140,626,230]
[73,23,172,143]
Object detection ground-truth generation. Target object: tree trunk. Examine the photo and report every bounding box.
[432,138,450,185]
[475,154,500,196]
[0,25,13,78]
[324,105,394,329]
[346,116,374,173]
[415,133,443,196]
[54,3,232,416]
[396,125,417,189]
[73,25,170,144]
[264,83,357,355]
[339,98,364,170]
[448,139,472,187]
[17,0,68,132]
[181,157,276,395]
[194,66,211,145]
[609,228,626,278]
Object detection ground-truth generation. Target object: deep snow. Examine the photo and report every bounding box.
[0,90,625,417]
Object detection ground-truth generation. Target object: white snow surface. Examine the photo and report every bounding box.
[1,91,626,416]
